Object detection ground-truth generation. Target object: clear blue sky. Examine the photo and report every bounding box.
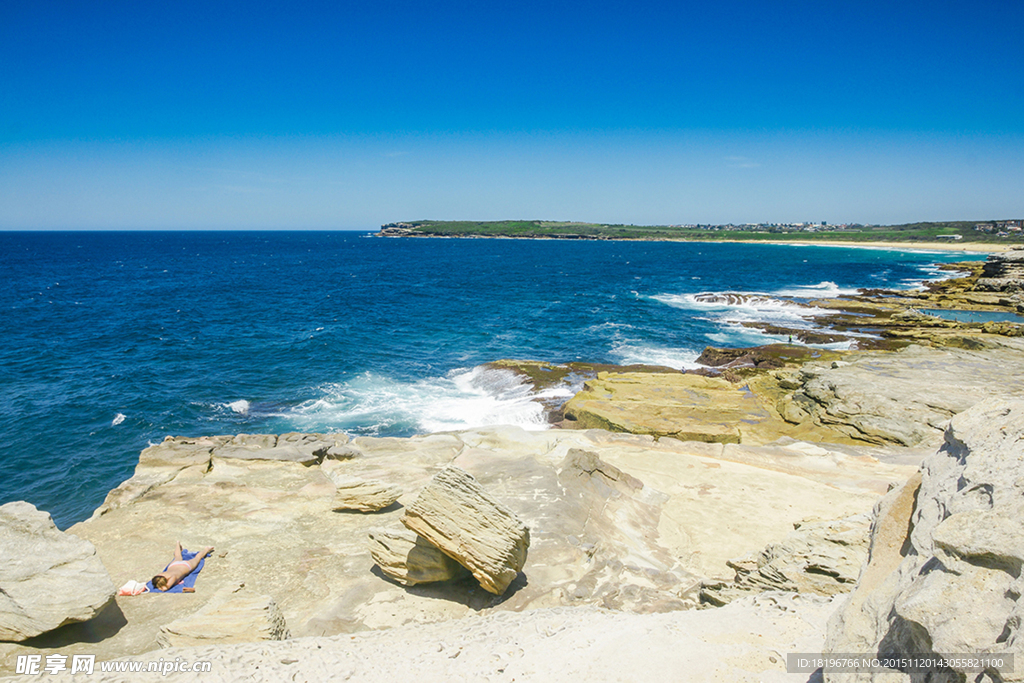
[2,0,1022,229]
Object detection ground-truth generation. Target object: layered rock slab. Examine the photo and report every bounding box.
[564,372,782,444]
[367,527,469,586]
[330,478,402,512]
[157,585,289,648]
[702,513,871,605]
[402,466,529,595]
[778,340,1024,447]
[0,502,116,642]
[976,247,1024,291]
[825,399,1024,682]
[91,432,349,519]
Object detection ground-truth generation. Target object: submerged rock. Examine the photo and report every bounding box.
[402,466,530,595]
[0,502,116,642]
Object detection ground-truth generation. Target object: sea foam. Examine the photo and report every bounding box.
[772,280,861,298]
[653,289,841,349]
[609,342,703,370]
[225,400,251,415]
[653,290,831,326]
[284,366,551,436]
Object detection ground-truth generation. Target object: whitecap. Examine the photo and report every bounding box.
[584,321,635,334]
[653,289,850,349]
[111,413,126,426]
[706,325,789,348]
[900,264,971,290]
[225,400,250,415]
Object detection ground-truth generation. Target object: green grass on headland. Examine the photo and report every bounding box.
[378,219,1023,244]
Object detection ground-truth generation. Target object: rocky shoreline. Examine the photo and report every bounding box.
[2,249,1023,681]
[501,249,1024,448]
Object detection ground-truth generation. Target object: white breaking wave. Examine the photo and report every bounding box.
[772,281,861,298]
[285,366,551,435]
[901,264,970,290]
[225,400,251,415]
[111,413,126,426]
[705,325,858,351]
[653,291,832,327]
[653,289,849,350]
[610,343,704,370]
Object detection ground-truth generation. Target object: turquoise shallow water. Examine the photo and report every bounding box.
[0,231,973,527]
[922,308,1024,323]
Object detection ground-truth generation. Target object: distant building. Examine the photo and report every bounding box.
[935,234,962,240]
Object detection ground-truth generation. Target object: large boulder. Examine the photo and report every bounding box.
[402,466,530,595]
[0,502,116,641]
[157,585,289,648]
[824,399,1024,682]
[368,526,470,586]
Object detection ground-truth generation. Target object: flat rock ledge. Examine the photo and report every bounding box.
[0,502,116,642]
[13,593,837,683]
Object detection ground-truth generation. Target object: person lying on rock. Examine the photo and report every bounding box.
[151,541,214,592]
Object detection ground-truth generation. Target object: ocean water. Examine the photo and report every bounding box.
[0,231,974,528]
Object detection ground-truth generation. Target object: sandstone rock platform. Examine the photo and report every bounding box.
[0,426,914,673]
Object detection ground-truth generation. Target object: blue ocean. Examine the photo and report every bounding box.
[0,231,974,528]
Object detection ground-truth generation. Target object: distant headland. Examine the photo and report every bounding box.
[378,219,1024,249]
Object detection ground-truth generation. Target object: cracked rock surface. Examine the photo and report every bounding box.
[825,399,1024,682]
